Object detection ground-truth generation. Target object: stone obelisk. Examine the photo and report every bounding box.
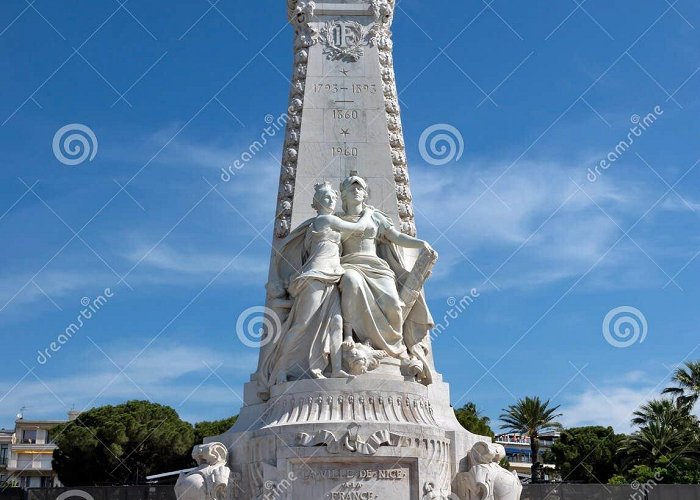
[206,2,522,499]
[272,0,415,240]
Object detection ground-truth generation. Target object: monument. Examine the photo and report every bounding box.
[178,1,522,499]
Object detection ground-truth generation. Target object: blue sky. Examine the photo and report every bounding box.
[1,0,699,434]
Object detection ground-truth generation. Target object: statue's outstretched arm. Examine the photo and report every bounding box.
[384,225,434,252]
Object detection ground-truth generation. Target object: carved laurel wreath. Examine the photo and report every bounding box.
[318,21,376,62]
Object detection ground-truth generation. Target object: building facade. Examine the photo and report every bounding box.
[495,431,560,480]
[0,428,14,487]
[0,412,75,489]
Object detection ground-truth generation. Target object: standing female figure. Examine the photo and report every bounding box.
[259,182,373,388]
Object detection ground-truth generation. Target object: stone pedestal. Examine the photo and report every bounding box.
[210,372,487,498]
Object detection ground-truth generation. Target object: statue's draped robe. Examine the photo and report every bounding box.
[256,211,436,390]
[340,211,435,383]
[258,220,344,389]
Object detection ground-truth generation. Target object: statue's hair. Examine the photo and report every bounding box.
[314,181,333,192]
[311,181,337,211]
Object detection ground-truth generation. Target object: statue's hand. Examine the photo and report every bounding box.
[422,240,436,256]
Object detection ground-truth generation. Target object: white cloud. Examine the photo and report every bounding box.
[0,343,257,425]
[560,385,659,434]
[124,243,268,282]
[411,160,699,293]
[0,270,112,318]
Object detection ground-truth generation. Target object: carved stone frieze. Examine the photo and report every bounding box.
[297,423,409,455]
[259,389,438,427]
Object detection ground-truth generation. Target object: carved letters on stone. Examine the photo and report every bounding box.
[318,21,371,62]
[276,0,417,237]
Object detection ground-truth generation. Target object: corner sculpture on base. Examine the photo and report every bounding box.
[175,443,240,500]
[453,442,523,500]
[174,1,521,499]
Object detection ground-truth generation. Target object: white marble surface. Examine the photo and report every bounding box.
[203,1,522,499]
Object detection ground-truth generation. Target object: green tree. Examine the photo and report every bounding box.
[663,361,700,409]
[454,403,512,470]
[500,396,562,481]
[193,416,238,444]
[52,401,194,486]
[631,399,682,427]
[545,426,622,483]
[621,398,699,467]
[611,459,700,485]
[454,403,495,438]
[616,397,700,483]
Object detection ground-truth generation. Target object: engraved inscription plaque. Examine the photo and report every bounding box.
[290,459,417,500]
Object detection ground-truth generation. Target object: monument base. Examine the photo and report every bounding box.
[209,375,487,499]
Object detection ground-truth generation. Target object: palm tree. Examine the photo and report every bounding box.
[663,361,700,408]
[631,399,688,427]
[622,398,700,468]
[500,396,562,481]
[622,421,697,466]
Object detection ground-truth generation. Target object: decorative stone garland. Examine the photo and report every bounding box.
[272,2,315,239]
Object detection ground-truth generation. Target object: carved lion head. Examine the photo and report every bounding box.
[192,442,228,466]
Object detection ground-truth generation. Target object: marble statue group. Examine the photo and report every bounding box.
[255,173,438,397]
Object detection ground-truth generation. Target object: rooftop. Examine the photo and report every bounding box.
[15,420,66,425]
